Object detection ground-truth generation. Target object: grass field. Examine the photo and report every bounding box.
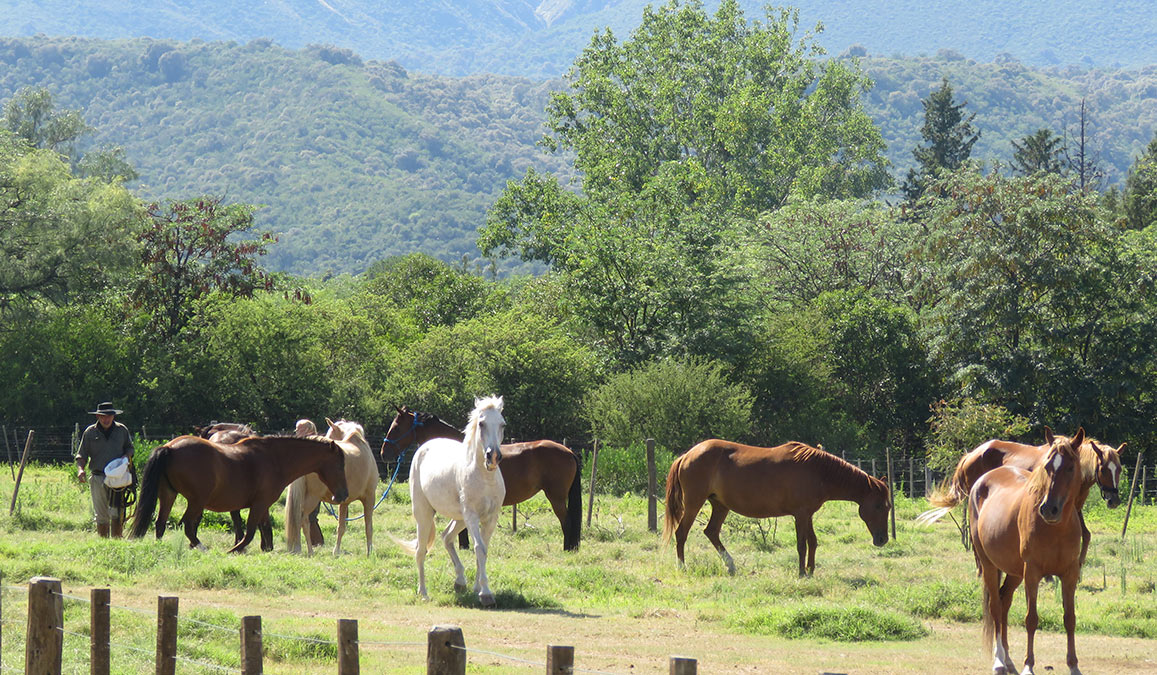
[2,462,1156,674]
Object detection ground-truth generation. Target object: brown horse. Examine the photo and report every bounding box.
[970,428,1086,675]
[922,431,1124,564]
[383,405,583,551]
[130,435,348,553]
[195,422,275,551]
[663,439,891,576]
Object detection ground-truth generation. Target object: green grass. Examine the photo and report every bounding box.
[2,463,1155,673]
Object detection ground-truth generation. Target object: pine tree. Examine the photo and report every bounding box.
[901,78,979,203]
[1123,133,1157,230]
[1011,128,1064,176]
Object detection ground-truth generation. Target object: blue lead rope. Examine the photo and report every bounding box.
[323,445,407,522]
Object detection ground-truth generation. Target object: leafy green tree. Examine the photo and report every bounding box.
[1010,128,1064,176]
[2,87,90,156]
[925,398,1031,473]
[362,252,492,331]
[585,357,752,453]
[0,130,140,315]
[901,78,979,203]
[1123,133,1157,230]
[133,196,277,339]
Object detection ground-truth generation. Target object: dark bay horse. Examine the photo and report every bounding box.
[195,422,275,551]
[383,405,582,551]
[970,428,1086,675]
[922,431,1124,564]
[663,439,891,576]
[130,435,348,553]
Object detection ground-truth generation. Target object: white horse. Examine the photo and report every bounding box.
[402,395,506,606]
[285,419,378,556]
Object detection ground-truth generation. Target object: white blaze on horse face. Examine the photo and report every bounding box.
[1052,452,1063,472]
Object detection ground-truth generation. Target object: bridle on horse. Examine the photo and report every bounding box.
[381,410,424,457]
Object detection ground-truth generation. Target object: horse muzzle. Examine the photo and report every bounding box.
[872,531,888,547]
[1102,488,1120,509]
[332,487,349,503]
[1037,500,1063,523]
[484,446,502,472]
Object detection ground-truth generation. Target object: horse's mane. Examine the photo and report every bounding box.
[1077,438,1105,484]
[462,396,503,455]
[786,442,886,494]
[1027,435,1081,494]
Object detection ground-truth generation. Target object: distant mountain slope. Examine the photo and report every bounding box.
[3,1,1156,77]
[2,37,1154,276]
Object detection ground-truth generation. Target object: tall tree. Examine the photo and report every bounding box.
[2,87,89,156]
[1123,133,1157,230]
[1011,128,1064,176]
[133,196,276,339]
[901,78,979,204]
[1063,99,1104,193]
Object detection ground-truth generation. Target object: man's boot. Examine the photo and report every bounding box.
[96,523,110,538]
[110,520,124,538]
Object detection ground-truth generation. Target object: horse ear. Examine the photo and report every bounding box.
[325,417,336,430]
[393,403,403,414]
[1072,427,1085,447]
[1043,426,1055,444]
[1117,442,1127,457]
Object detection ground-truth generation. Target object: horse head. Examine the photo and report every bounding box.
[1088,440,1124,509]
[1037,427,1084,523]
[382,406,418,460]
[858,475,891,547]
[316,438,349,503]
[467,396,505,472]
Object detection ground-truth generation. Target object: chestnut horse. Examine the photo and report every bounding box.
[130,435,348,553]
[970,428,1086,675]
[663,439,891,576]
[195,422,274,551]
[383,404,582,551]
[921,431,1124,564]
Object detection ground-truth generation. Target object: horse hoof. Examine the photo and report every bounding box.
[454,582,468,593]
[479,593,496,607]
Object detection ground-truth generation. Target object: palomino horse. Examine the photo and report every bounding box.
[285,419,378,556]
[970,428,1086,675]
[663,439,891,576]
[400,396,506,606]
[383,404,582,551]
[195,422,274,551]
[921,431,1124,564]
[130,435,348,553]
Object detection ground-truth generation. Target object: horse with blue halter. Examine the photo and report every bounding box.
[130,434,348,553]
[285,419,379,556]
[383,404,582,551]
[970,428,1087,675]
[400,396,506,606]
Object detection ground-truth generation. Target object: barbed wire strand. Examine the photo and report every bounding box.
[58,626,235,673]
[448,642,626,675]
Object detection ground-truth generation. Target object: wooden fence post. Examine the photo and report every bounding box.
[427,624,465,675]
[1122,450,1146,538]
[8,430,34,515]
[92,587,111,675]
[885,445,896,542]
[669,655,697,674]
[586,439,600,528]
[241,615,262,675]
[512,503,518,533]
[546,644,573,674]
[156,596,178,675]
[25,576,63,675]
[338,618,359,675]
[646,439,657,532]
[907,456,914,498]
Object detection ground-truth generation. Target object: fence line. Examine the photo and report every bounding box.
[6,577,698,674]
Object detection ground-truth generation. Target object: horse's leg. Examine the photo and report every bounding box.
[997,574,1022,673]
[362,497,373,556]
[544,484,570,550]
[259,512,273,552]
[154,487,177,541]
[333,502,348,556]
[703,497,735,575]
[1022,569,1043,675]
[674,492,709,569]
[1078,511,1091,569]
[183,508,207,551]
[469,510,499,607]
[226,505,267,554]
[439,519,468,593]
[794,514,818,576]
[230,511,245,545]
[1061,571,1081,675]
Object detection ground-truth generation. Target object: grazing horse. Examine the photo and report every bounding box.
[400,396,506,606]
[285,419,378,556]
[130,435,348,553]
[970,428,1086,675]
[663,439,891,576]
[384,404,582,551]
[195,422,275,551]
[921,432,1124,564]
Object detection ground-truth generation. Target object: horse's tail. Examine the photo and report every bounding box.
[661,454,684,546]
[284,477,305,553]
[916,468,970,526]
[129,444,170,538]
[563,448,583,551]
[980,576,996,658]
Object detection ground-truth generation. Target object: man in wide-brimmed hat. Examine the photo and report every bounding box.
[75,402,135,538]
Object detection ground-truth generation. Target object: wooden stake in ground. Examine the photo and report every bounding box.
[1121,449,1145,538]
[8,430,34,516]
[586,439,599,528]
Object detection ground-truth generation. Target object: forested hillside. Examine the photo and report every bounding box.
[2,35,1154,274]
[3,0,1156,76]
